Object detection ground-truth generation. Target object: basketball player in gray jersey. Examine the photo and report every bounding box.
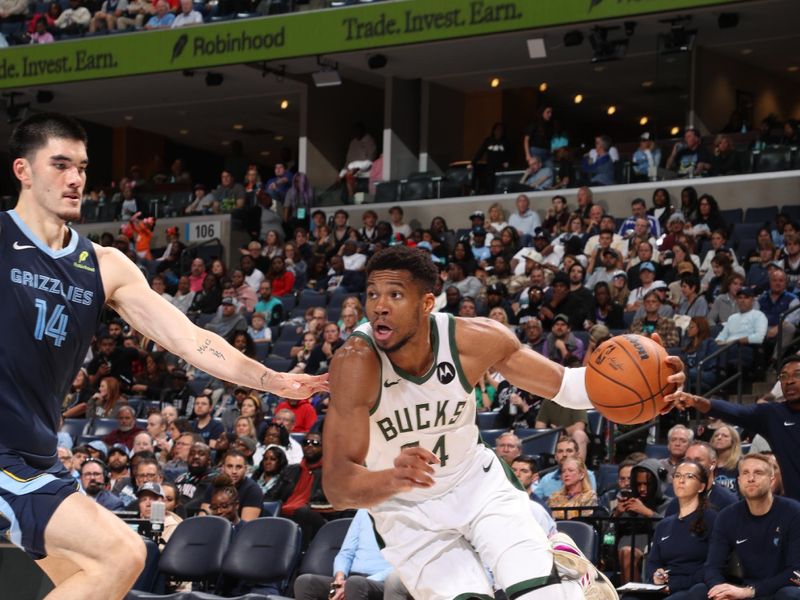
[324,246,684,600]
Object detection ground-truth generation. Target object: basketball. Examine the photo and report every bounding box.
[585,334,677,425]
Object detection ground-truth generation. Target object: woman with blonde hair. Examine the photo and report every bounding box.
[548,456,598,520]
[339,296,368,326]
[485,202,508,236]
[710,424,741,494]
[234,416,257,440]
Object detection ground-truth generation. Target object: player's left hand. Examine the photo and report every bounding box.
[268,372,329,398]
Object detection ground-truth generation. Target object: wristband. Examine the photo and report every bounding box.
[551,367,593,410]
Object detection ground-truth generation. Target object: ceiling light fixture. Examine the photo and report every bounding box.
[490,77,500,88]
[232,124,244,130]
[280,99,289,110]
[639,116,649,126]
[539,82,548,92]
[607,106,617,115]
[574,94,583,104]
[670,126,680,136]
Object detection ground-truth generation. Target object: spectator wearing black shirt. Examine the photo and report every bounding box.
[191,394,224,448]
[710,134,744,176]
[693,194,726,241]
[523,105,555,165]
[200,449,263,521]
[666,127,712,178]
[305,322,344,375]
[705,454,800,600]
[470,122,511,194]
[87,334,142,390]
[174,442,218,515]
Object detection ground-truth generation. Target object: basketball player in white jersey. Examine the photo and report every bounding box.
[324,246,685,600]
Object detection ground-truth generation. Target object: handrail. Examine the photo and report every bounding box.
[517,427,564,445]
[776,301,800,368]
[697,340,742,402]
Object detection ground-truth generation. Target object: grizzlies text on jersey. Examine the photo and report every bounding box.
[0,210,104,468]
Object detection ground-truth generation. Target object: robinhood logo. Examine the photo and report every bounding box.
[173,26,286,60]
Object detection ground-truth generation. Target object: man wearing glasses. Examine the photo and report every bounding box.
[676,355,800,501]
[80,459,124,511]
[281,432,352,548]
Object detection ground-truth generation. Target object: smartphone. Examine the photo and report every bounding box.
[618,488,634,500]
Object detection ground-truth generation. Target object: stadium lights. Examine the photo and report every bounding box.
[589,26,629,63]
[670,126,680,135]
[607,106,617,115]
[539,82,548,92]
[639,116,649,126]
[574,94,584,104]
[490,78,500,88]
[280,99,289,110]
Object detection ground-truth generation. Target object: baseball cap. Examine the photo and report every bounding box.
[469,210,485,220]
[533,228,550,241]
[87,440,108,457]
[518,247,543,263]
[612,270,627,280]
[639,261,656,272]
[602,248,618,258]
[667,212,686,225]
[171,368,188,379]
[640,132,652,141]
[553,314,570,325]
[236,435,257,453]
[221,297,235,306]
[416,241,433,251]
[136,482,165,498]
[108,444,130,458]
[736,286,755,297]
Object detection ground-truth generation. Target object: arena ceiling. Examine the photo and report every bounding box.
[1,0,798,164]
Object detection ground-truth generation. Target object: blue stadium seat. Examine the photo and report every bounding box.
[131,537,162,594]
[644,444,669,459]
[61,418,88,442]
[754,149,791,173]
[555,520,599,564]
[264,356,293,372]
[271,340,296,359]
[720,208,743,225]
[479,429,507,446]
[745,206,778,224]
[90,418,119,437]
[731,222,764,244]
[297,289,326,309]
[278,295,297,313]
[782,205,800,222]
[296,518,352,577]
[597,463,619,495]
[261,501,282,517]
[254,342,272,362]
[586,410,604,437]
[477,411,500,430]
[277,327,302,344]
[520,429,562,458]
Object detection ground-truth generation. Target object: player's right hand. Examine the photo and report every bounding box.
[391,447,439,492]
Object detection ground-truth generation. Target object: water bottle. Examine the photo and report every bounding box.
[603,522,616,546]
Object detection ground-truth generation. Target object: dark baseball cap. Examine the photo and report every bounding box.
[487,283,507,296]
[553,313,570,325]
[221,297,235,306]
[469,210,485,220]
[136,482,165,498]
[736,286,755,297]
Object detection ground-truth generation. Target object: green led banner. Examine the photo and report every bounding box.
[0,0,740,89]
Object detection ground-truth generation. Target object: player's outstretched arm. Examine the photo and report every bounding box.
[323,337,437,509]
[97,246,327,398]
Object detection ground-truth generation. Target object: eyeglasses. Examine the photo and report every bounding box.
[82,471,104,479]
[673,472,699,481]
[303,439,321,447]
[778,370,800,383]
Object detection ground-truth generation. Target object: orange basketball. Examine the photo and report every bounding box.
[585,334,677,425]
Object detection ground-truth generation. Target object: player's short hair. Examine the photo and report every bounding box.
[10,113,87,162]
[366,246,439,294]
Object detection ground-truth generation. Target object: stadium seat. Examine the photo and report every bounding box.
[289,432,305,445]
[191,517,302,598]
[278,295,297,313]
[737,238,757,261]
[289,306,307,320]
[477,411,500,430]
[644,444,669,459]
[731,223,764,244]
[264,356,293,372]
[586,410,604,437]
[782,205,800,222]
[374,181,400,204]
[720,208,743,225]
[131,537,162,594]
[493,171,524,194]
[520,429,562,459]
[90,418,120,437]
[296,518,352,577]
[326,307,342,323]
[277,327,302,344]
[401,178,433,201]
[127,516,232,599]
[254,342,272,363]
[297,289,326,309]
[61,418,88,442]
[744,206,778,224]
[261,501,282,517]
[754,149,791,172]
[139,400,162,417]
[270,340,296,359]
[479,428,507,446]
[555,520,599,564]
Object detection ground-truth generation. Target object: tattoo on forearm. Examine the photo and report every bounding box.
[197,338,225,360]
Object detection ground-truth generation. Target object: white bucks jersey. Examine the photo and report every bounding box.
[352,312,480,501]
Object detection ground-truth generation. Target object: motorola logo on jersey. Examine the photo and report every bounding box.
[436,362,455,385]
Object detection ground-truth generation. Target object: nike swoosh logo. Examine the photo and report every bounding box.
[383,379,401,388]
[736,539,748,544]
[483,461,492,473]
[661,536,669,541]
[785,422,796,426]
[13,241,35,250]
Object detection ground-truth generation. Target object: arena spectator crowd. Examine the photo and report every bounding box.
[44,108,800,596]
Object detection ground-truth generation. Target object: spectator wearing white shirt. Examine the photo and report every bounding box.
[388,206,412,239]
[340,239,367,271]
[508,194,541,238]
[716,286,768,372]
[172,0,202,27]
